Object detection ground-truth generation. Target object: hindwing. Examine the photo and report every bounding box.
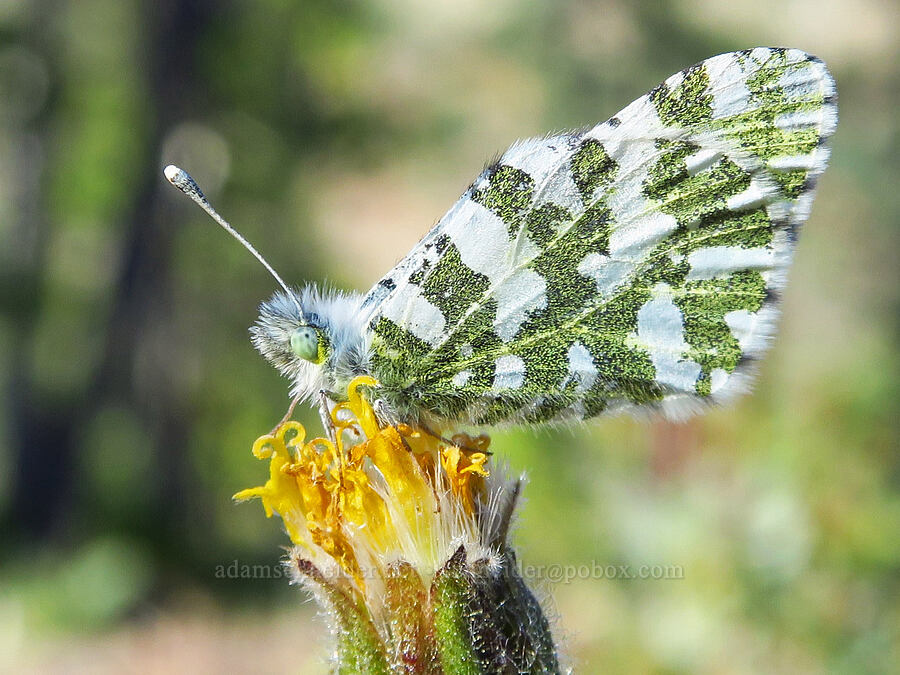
[360,48,837,425]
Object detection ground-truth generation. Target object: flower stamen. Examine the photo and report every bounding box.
[236,376,500,593]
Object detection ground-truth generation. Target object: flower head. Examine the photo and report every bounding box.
[236,376,562,673]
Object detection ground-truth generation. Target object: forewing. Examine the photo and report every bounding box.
[361,48,837,424]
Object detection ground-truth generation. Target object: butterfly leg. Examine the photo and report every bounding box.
[418,423,493,456]
[271,395,301,435]
[318,389,338,444]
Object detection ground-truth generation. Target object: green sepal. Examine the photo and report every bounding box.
[294,558,391,675]
[431,547,484,675]
[431,546,562,675]
[384,560,440,674]
[468,550,561,674]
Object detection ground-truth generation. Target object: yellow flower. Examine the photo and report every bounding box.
[235,376,508,593]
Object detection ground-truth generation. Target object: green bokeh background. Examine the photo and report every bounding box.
[1,0,897,672]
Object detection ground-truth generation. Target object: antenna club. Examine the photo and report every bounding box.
[163,164,207,203]
[163,164,181,183]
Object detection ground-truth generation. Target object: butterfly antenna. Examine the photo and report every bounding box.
[163,165,305,319]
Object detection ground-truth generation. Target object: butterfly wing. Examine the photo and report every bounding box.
[360,48,837,425]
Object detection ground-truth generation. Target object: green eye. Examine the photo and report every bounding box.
[291,326,325,363]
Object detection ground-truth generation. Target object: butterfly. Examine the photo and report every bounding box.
[167,47,836,428]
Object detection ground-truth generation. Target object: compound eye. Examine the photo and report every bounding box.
[290,326,320,363]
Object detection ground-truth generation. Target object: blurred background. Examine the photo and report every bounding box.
[1,0,897,672]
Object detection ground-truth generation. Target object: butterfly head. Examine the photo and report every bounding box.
[250,285,369,401]
[251,288,332,380]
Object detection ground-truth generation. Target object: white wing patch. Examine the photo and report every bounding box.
[380,288,446,345]
[503,136,587,217]
[707,52,753,120]
[491,269,547,342]
[726,179,774,211]
[685,246,775,281]
[565,342,598,393]
[446,199,509,276]
[492,355,525,391]
[724,309,756,350]
[632,284,702,392]
[685,148,723,175]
